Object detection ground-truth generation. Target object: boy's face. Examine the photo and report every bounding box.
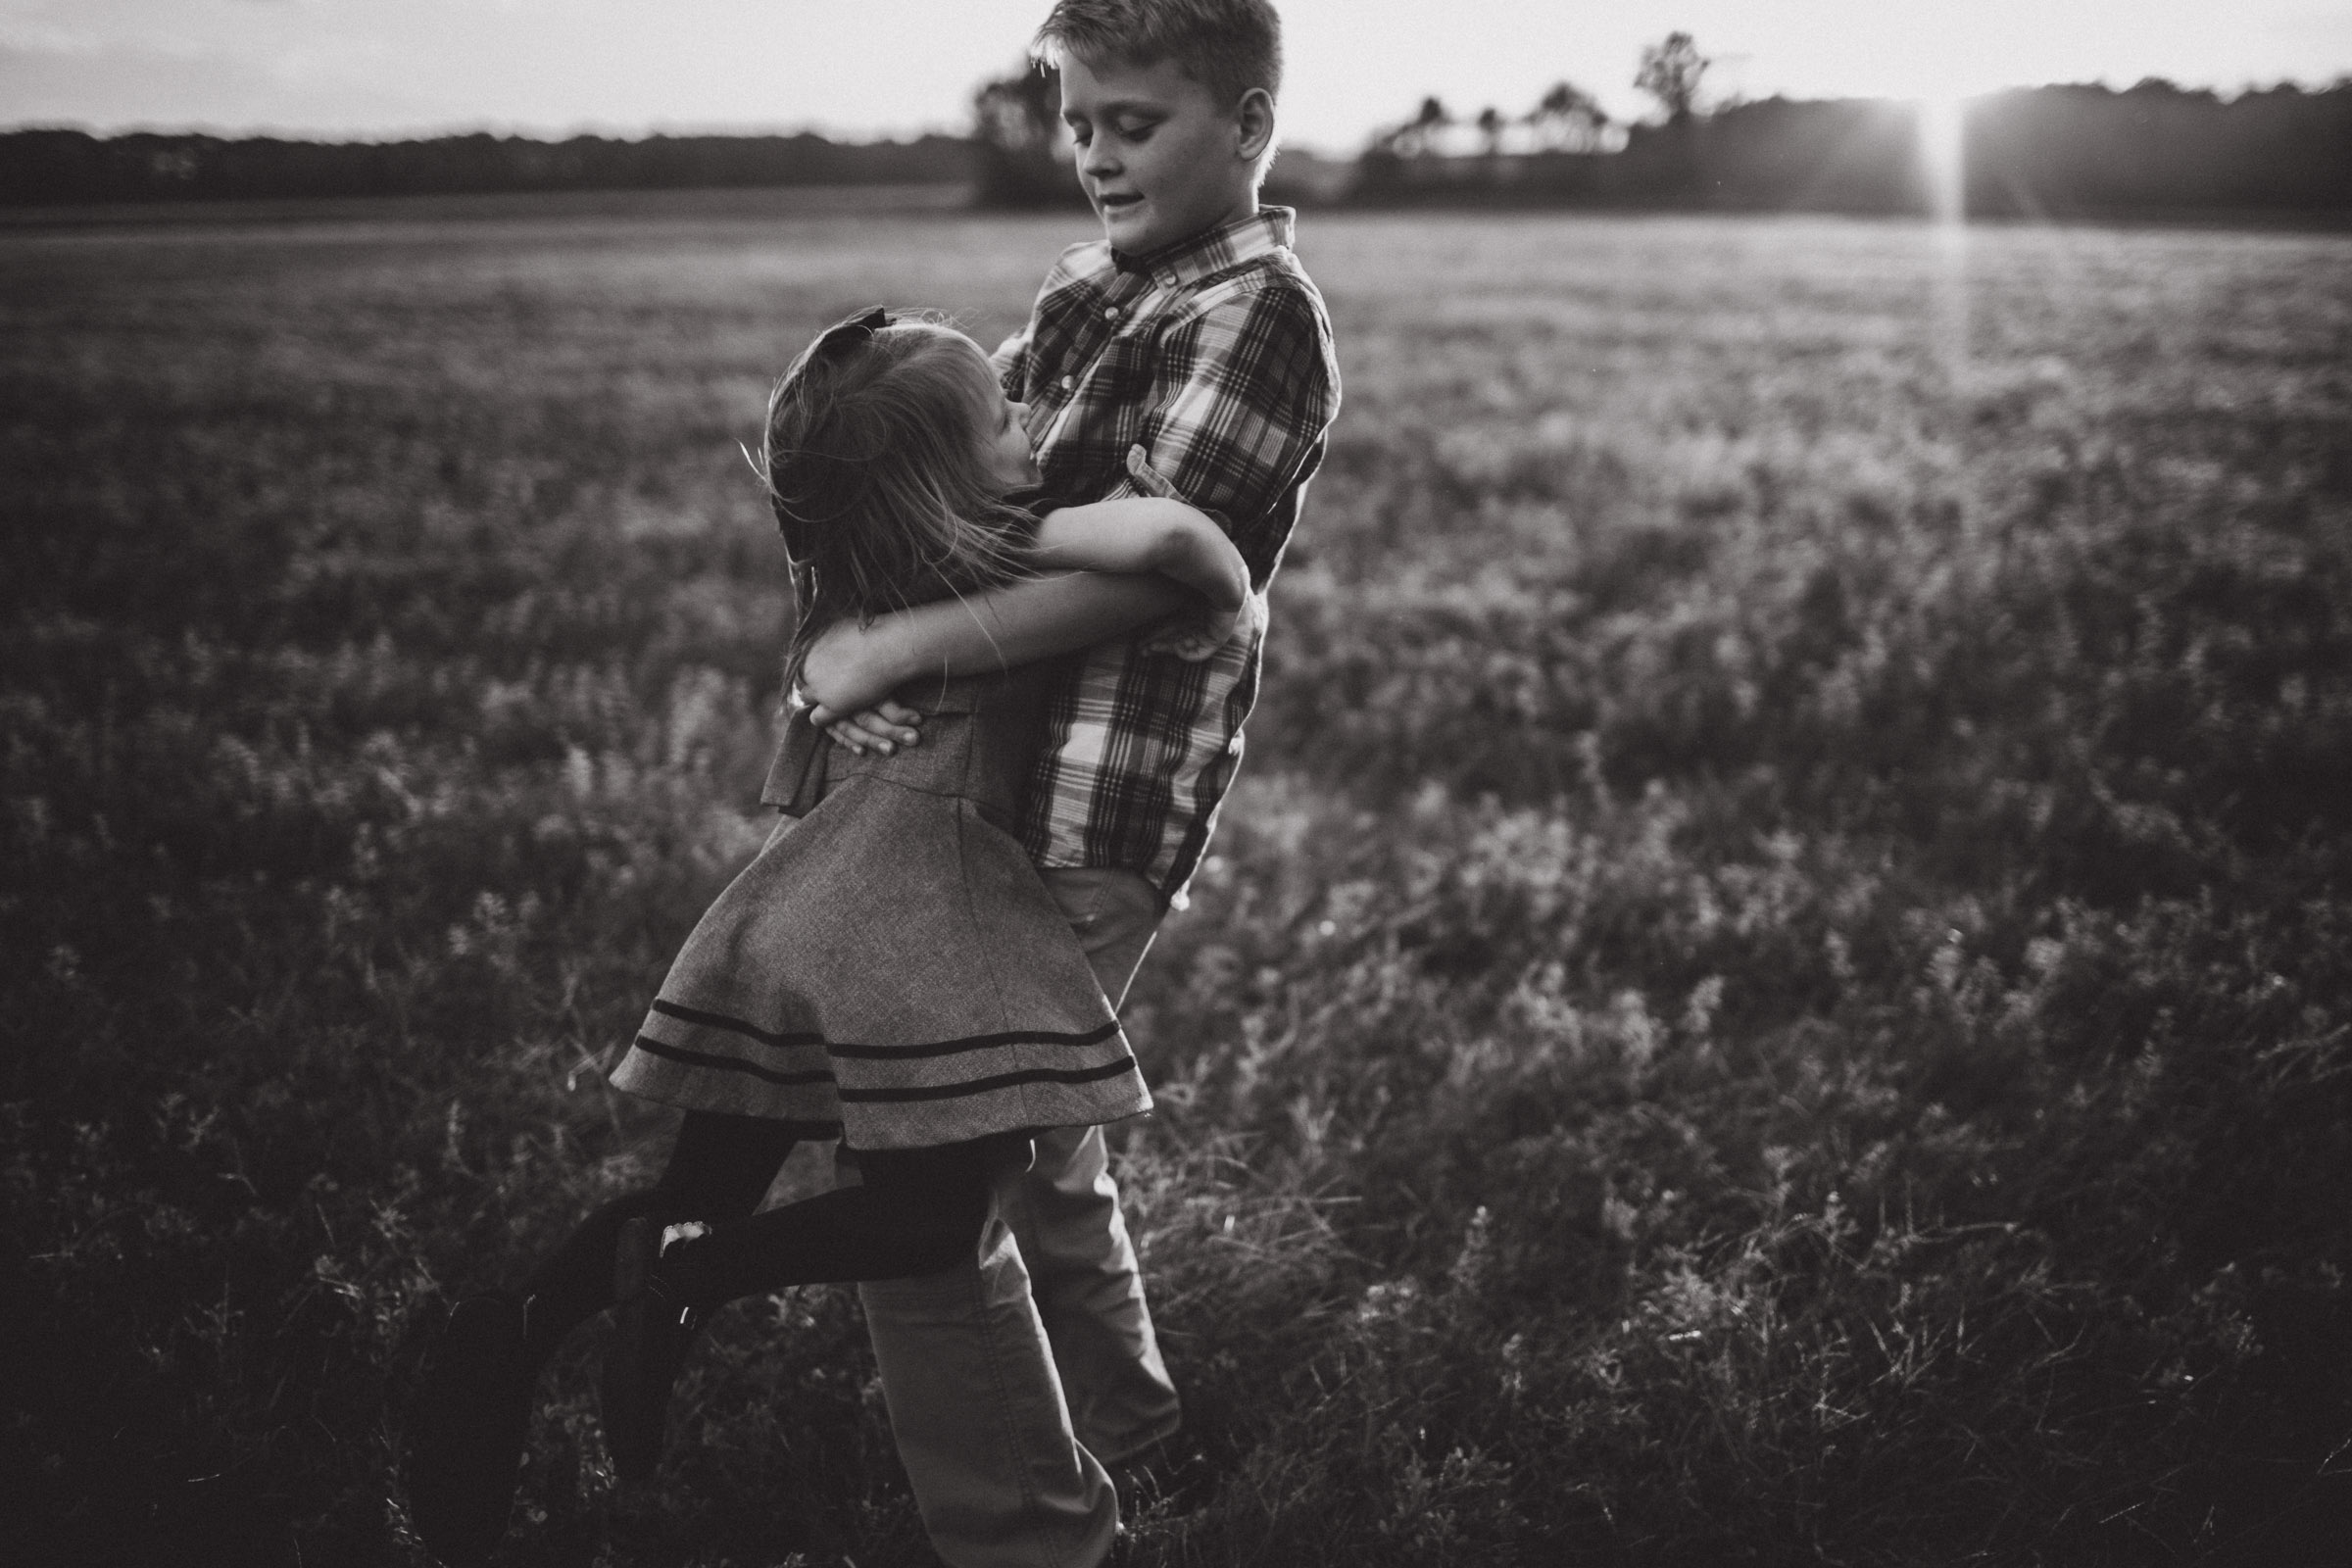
[1058,50,1259,258]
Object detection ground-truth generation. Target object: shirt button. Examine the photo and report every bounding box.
[1059,374,1075,391]
[1102,305,1121,320]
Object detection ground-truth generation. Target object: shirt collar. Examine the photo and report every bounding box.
[1109,205,1296,290]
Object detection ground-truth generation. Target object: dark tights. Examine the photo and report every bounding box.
[518,1111,990,1368]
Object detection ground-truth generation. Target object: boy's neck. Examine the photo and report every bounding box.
[1115,188,1264,265]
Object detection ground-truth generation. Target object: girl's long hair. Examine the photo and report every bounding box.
[763,309,1035,683]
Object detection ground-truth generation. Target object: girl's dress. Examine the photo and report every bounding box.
[607,664,1152,1151]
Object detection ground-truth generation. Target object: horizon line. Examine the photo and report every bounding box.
[6,72,2344,155]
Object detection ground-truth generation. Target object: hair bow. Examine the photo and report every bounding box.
[813,306,891,363]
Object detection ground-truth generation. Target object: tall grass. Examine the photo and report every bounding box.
[3,204,2348,1565]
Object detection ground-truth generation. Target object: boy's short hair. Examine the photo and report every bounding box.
[1034,0,1284,108]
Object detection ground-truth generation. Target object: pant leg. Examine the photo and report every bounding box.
[860,1155,1117,1568]
[1003,1123,1178,1462]
[1006,868,1181,1463]
[856,866,1172,1564]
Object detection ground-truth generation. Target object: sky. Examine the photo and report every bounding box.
[4,0,2348,153]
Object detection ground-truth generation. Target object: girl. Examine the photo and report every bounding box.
[401,307,1248,1563]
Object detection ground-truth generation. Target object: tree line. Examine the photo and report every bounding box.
[1351,34,2351,217]
[1354,78,2352,218]
[0,128,973,207]
[5,52,2347,220]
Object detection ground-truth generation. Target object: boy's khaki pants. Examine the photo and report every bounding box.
[859,866,1181,1568]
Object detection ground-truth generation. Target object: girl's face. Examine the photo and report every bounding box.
[964,348,1042,494]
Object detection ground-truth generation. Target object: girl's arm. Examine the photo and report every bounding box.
[801,570,1185,726]
[799,499,1248,741]
[1030,497,1250,615]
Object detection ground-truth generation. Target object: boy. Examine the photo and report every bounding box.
[803,1,1338,1562]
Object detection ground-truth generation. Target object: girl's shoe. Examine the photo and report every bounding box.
[402,1292,533,1564]
[602,1216,706,1483]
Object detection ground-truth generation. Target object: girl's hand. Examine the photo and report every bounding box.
[1124,443,1182,501]
[801,618,924,754]
[804,615,921,738]
[811,700,923,756]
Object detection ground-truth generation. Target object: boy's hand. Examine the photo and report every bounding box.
[1140,587,1266,662]
[809,700,923,756]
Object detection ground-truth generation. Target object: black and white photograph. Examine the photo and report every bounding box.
[5,2,2350,1563]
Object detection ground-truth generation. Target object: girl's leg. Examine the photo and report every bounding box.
[516,1110,800,1365]
[403,1111,797,1558]
[665,1141,993,1305]
[601,1140,996,1482]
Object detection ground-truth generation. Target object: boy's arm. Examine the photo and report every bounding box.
[1095,281,1340,584]
[800,572,1191,739]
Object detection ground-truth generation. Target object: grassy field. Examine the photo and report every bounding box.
[4,196,2350,1566]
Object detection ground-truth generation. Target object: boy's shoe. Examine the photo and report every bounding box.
[1109,1431,1215,1519]
[602,1216,706,1484]
[402,1292,534,1565]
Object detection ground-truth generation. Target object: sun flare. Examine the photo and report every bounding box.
[1917,94,1967,226]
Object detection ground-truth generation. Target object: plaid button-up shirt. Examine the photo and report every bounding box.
[994,206,1340,906]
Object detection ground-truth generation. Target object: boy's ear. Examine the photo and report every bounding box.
[1233,87,1276,166]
